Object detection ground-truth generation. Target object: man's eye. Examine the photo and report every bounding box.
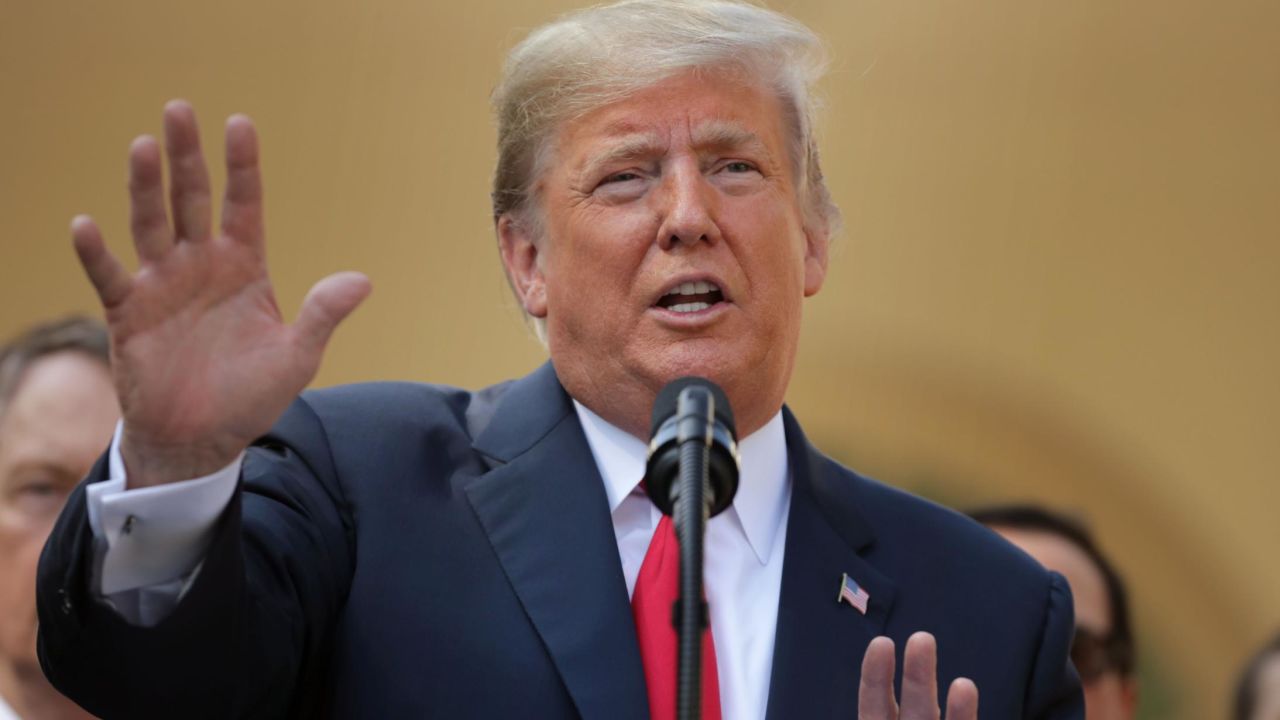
[16,477,62,501]
[723,161,757,173]
[8,478,68,518]
[602,171,641,184]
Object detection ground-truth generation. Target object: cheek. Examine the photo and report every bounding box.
[0,526,43,655]
[749,237,810,308]
[0,521,45,588]
[546,216,655,310]
[730,194,807,265]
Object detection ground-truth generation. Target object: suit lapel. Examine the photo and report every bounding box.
[464,363,649,720]
[765,410,899,720]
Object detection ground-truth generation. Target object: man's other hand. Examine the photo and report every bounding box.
[860,632,979,720]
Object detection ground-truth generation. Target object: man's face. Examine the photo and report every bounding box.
[0,352,118,669]
[994,527,1138,720]
[502,70,828,438]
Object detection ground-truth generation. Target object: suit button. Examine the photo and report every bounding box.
[58,588,73,615]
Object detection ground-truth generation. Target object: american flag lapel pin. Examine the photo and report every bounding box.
[837,572,870,615]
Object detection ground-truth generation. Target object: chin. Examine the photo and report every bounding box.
[640,339,744,386]
[639,344,779,426]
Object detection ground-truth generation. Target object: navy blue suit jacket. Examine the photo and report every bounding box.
[38,362,1083,718]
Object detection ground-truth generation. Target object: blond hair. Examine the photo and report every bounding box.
[491,0,840,236]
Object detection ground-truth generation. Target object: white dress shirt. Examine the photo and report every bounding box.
[574,402,791,720]
[89,403,792,720]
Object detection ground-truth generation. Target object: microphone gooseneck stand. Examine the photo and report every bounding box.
[671,388,714,720]
[646,377,739,720]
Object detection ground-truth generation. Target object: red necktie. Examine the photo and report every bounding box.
[631,514,722,720]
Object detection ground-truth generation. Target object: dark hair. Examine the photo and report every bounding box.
[1234,633,1280,720]
[967,504,1135,677]
[0,316,110,420]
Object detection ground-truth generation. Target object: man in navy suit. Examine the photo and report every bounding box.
[37,1,1083,718]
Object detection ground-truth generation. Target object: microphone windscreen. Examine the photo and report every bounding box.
[649,377,736,439]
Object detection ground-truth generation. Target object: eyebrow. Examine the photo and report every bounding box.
[577,121,773,182]
[689,120,770,159]
[578,132,666,182]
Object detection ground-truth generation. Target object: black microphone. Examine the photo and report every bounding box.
[644,377,740,720]
[644,377,740,519]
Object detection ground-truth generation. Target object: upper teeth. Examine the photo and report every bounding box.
[664,281,719,298]
[669,301,711,313]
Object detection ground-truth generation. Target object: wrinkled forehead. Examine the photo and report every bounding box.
[0,353,117,469]
[542,70,793,177]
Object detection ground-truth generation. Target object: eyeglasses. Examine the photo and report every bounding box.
[1071,626,1132,683]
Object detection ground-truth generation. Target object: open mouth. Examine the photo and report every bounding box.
[655,280,726,313]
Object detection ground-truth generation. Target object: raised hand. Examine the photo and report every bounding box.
[860,633,979,720]
[72,100,371,488]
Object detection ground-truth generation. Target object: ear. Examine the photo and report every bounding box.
[801,219,830,297]
[498,214,548,318]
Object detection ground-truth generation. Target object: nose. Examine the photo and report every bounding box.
[656,162,721,251]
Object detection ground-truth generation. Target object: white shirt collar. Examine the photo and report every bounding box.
[572,400,790,565]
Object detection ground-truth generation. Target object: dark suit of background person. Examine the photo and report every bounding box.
[37,363,1081,718]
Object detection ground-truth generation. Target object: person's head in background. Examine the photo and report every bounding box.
[0,317,116,720]
[969,504,1138,720]
[1234,634,1280,720]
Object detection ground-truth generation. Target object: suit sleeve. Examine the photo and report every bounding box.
[36,396,356,720]
[1023,571,1086,719]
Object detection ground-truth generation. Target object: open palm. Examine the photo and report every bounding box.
[72,101,370,487]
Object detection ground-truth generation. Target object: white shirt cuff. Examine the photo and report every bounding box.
[88,422,243,595]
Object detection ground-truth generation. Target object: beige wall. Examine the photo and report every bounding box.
[2,0,1277,716]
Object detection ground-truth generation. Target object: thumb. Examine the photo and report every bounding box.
[294,271,372,357]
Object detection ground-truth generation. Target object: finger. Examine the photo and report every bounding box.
[163,99,212,243]
[221,113,264,247]
[71,215,132,307]
[899,632,940,720]
[858,636,898,720]
[943,678,978,720]
[293,272,373,358]
[128,135,173,262]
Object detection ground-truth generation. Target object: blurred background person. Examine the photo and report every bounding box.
[0,317,115,720]
[1234,634,1280,720]
[970,504,1138,720]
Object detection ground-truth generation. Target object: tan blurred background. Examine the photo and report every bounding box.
[2,0,1277,716]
